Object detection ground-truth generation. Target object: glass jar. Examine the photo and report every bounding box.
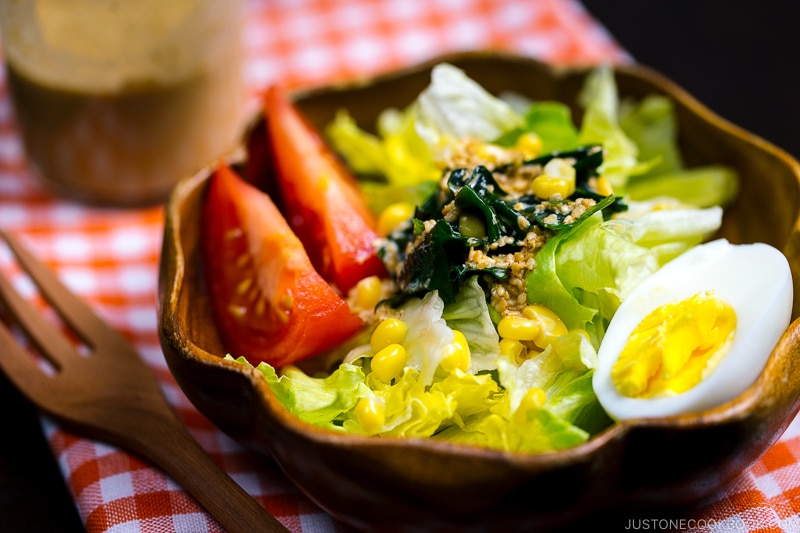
[0,0,244,206]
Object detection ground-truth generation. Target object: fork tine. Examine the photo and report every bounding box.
[0,257,79,369]
[0,320,56,400]
[1,230,111,348]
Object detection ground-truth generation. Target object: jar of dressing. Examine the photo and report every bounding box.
[0,0,244,206]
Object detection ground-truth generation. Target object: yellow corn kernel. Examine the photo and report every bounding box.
[377,202,415,236]
[531,158,576,200]
[498,306,568,349]
[499,338,527,362]
[595,175,614,197]
[371,343,407,382]
[514,132,542,158]
[530,175,571,200]
[497,316,541,342]
[440,329,470,373]
[351,275,384,311]
[458,212,487,239]
[370,318,408,353]
[513,387,547,424]
[354,396,385,434]
[474,142,508,166]
[543,158,575,180]
[523,304,568,349]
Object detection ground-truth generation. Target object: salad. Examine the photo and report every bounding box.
[204,63,756,454]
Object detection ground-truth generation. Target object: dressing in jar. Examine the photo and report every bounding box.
[0,0,244,206]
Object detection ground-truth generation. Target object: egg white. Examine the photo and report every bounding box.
[593,238,793,420]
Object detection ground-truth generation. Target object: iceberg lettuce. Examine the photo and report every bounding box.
[441,276,501,373]
[395,290,455,386]
[433,408,589,453]
[520,101,580,153]
[619,94,738,207]
[414,63,524,149]
[345,368,457,437]
[577,65,652,193]
[236,356,369,431]
[626,166,739,208]
[325,105,439,213]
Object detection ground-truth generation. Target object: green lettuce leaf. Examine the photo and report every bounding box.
[494,100,580,153]
[435,329,607,452]
[395,290,456,386]
[441,276,501,373]
[227,356,369,431]
[577,65,646,193]
[496,330,595,414]
[434,405,589,453]
[626,166,739,208]
[325,106,440,213]
[522,101,580,153]
[524,213,606,341]
[324,109,388,176]
[430,369,503,422]
[343,368,457,437]
[547,371,613,435]
[325,107,439,185]
[612,203,724,263]
[415,63,524,150]
[619,94,683,177]
[619,94,738,207]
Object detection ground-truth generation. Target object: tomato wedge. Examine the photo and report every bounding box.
[264,85,386,294]
[202,162,364,367]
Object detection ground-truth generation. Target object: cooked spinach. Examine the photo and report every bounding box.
[378,144,626,302]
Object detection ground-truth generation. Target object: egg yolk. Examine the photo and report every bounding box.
[611,290,737,398]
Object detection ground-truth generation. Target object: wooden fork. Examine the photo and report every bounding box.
[0,230,288,533]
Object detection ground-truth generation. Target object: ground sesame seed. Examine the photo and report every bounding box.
[386,140,601,318]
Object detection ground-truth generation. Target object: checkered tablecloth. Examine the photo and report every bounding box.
[1,0,799,531]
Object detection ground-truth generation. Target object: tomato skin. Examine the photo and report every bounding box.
[264,85,387,294]
[202,162,364,367]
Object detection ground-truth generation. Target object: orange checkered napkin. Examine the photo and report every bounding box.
[0,0,798,531]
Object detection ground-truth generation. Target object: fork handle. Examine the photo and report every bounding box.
[113,411,289,533]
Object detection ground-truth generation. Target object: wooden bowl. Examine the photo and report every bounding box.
[157,51,800,532]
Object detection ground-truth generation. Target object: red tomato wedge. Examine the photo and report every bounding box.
[202,162,364,367]
[264,85,386,294]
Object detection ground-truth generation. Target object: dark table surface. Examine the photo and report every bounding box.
[2,2,799,532]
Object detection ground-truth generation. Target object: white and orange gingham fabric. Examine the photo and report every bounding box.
[1,0,800,531]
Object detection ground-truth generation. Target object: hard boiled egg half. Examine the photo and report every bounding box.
[593,239,793,420]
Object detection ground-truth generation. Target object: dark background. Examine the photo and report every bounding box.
[583,1,800,159]
[2,2,799,531]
